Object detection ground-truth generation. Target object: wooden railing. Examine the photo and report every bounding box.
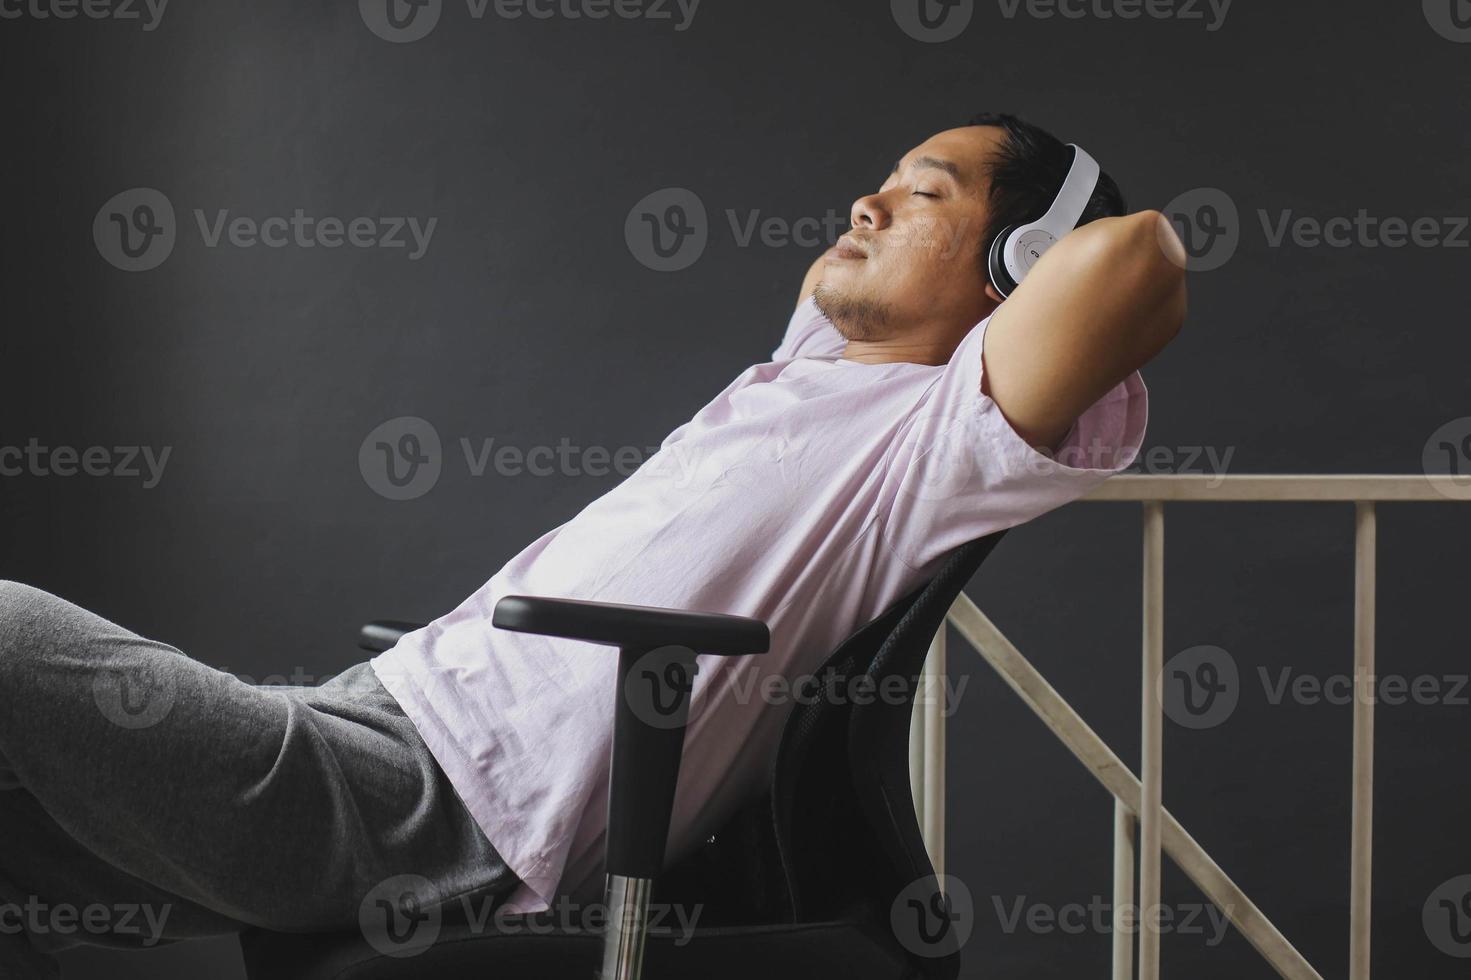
[910,474,1470,979]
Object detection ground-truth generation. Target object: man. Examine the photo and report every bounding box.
[0,113,1182,974]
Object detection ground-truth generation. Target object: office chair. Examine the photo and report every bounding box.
[240,530,1007,980]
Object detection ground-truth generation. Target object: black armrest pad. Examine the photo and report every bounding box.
[492,596,769,656]
[358,620,426,654]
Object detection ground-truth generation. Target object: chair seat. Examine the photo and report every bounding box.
[240,917,908,980]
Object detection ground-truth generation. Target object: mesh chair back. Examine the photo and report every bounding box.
[660,532,1007,980]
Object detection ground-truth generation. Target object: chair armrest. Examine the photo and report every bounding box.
[492,595,769,883]
[491,595,768,656]
[357,620,425,654]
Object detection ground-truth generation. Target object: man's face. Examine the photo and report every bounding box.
[814,126,1004,343]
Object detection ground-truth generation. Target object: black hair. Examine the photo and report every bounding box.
[965,112,1126,258]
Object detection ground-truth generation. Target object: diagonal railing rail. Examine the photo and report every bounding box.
[909,474,1470,980]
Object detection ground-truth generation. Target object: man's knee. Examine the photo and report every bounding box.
[0,580,51,659]
[0,581,96,683]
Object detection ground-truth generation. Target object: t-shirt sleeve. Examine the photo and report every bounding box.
[881,313,1149,570]
[772,297,846,361]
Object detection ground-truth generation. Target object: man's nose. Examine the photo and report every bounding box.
[850,193,891,231]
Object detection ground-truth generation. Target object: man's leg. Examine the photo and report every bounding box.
[0,784,245,976]
[0,579,517,974]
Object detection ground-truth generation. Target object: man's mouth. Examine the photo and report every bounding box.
[829,236,868,261]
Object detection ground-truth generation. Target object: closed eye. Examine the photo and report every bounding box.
[912,190,940,199]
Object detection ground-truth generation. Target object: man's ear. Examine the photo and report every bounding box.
[984,281,1005,305]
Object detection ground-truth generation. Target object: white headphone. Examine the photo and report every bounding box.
[985,143,1101,298]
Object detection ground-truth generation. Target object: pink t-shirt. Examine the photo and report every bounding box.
[371,299,1148,913]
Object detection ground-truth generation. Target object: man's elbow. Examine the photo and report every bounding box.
[1114,209,1187,354]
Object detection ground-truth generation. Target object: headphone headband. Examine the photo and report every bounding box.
[987,143,1103,298]
[1033,144,1100,240]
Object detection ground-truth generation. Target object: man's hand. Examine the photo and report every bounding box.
[981,210,1186,451]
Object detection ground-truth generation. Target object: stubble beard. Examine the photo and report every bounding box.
[812,281,899,342]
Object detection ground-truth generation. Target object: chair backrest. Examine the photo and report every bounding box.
[657,531,1007,979]
[843,530,1008,974]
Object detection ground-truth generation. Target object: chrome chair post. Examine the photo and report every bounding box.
[600,873,653,980]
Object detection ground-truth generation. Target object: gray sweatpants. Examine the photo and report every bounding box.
[0,580,518,978]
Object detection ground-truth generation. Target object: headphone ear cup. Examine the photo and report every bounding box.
[987,225,1020,298]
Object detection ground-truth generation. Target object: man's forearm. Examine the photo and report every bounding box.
[982,210,1187,451]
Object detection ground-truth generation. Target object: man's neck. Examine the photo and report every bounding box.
[840,338,956,366]
[836,300,998,366]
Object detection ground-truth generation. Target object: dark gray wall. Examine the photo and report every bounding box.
[3,0,1469,976]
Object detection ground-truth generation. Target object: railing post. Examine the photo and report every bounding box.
[1350,502,1376,980]
[1139,501,1165,980]
[912,624,949,875]
[1113,799,1137,980]
[949,593,1327,980]
[910,658,926,840]
[922,624,948,878]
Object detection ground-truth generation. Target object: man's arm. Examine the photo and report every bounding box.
[981,210,1186,451]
